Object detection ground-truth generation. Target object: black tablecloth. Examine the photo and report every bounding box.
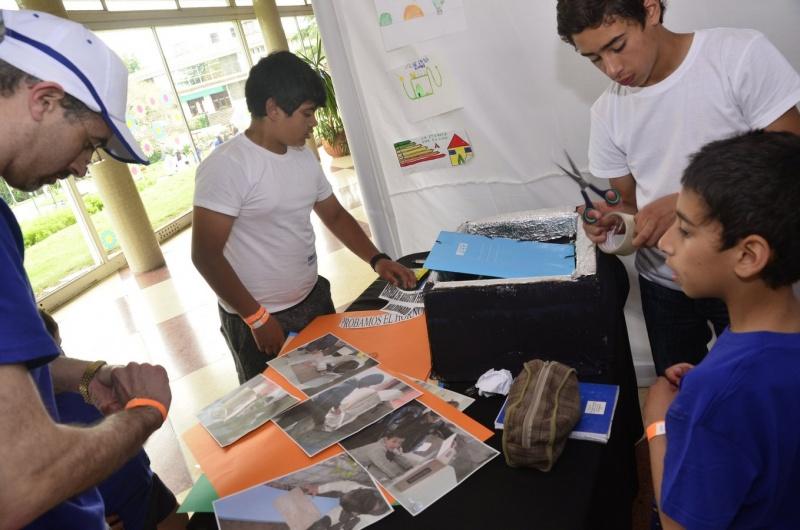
[345,252,643,530]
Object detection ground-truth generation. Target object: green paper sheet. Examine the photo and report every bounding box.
[177,474,218,513]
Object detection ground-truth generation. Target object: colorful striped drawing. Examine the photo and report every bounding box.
[393,139,446,167]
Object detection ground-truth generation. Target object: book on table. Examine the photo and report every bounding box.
[493,382,619,444]
[569,382,619,443]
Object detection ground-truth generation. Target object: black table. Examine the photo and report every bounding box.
[346,252,643,530]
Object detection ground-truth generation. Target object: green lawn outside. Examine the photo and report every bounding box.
[139,166,195,228]
[23,166,196,296]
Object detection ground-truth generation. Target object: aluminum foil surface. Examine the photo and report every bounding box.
[430,207,596,288]
[457,207,577,242]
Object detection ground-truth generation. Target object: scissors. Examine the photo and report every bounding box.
[555,150,621,224]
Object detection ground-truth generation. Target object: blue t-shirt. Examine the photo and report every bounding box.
[0,199,105,530]
[662,329,800,529]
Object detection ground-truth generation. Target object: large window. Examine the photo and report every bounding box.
[97,27,199,234]
[9,180,98,296]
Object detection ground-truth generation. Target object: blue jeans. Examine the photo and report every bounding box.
[639,276,729,376]
[219,276,335,384]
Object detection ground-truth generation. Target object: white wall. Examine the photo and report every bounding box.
[314,0,800,384]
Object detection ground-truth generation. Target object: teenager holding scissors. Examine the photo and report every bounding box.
[556,0,800,375]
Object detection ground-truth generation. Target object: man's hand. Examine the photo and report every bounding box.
[375,259,417,290]
[251,316,286,357]
[87,363,123,415]
[644,376,679,427]
[112,363,171,414]
[633,194,678,248]
[664,363,694,387]
[88,362,171,420]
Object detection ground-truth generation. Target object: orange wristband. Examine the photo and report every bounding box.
[250,311,271,330]
[243,306,267,326]
[125,398,168,423]
[646,420,666,441]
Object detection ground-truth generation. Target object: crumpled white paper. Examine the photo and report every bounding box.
[475,368,513,397]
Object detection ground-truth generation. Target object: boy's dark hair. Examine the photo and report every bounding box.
[682,130,800,288]
[557,0,666,46]
[244,51,326,118]
[339,488,386,515]
[0,59,94,121]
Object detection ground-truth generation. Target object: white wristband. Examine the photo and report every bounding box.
[646,420,666,441]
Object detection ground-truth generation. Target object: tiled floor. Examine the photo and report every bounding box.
[52,149,380,502]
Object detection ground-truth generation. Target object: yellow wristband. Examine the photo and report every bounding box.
[125,398,168,423]
[646,420,666,441]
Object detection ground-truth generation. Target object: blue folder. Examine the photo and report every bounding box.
[423,231,575,279]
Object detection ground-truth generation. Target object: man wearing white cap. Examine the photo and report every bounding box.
[0,10,171,529]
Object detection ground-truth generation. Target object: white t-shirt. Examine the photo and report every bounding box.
[194,134,333,312]
[589,28,800,289]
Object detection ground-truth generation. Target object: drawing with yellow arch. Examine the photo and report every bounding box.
[404,4,425,20]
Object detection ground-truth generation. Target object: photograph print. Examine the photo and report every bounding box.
[198,374,299,447]
[269,333,378,397]
[410,378,474,411]
[214,452,393,530]
[273,366,421,457]
[341,400,498,516]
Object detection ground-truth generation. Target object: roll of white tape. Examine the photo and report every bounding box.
[598,212,636,256]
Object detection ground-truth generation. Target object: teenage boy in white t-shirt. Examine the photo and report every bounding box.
[192,51,415,384]
[556,0,800,375]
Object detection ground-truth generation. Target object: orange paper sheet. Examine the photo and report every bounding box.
[183,310,493,498]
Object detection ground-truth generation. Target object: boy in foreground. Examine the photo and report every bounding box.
[644,130,800,529]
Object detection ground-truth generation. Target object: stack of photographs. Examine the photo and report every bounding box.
[272,365,421,456]
[410,377,475,411]
[197,374,299,447]
[202,332,498,520]
[269,333,379,396]
[341,401,499,516]
[214,453,393,530]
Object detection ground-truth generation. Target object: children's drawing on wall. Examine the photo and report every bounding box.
[375,0,467,51]
[393,130,473,175]
[401,56,442,100]
[390,54,462,122]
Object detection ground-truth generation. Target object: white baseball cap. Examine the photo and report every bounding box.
[0,9,148,164]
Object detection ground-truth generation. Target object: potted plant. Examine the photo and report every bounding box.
[298,37,350,157]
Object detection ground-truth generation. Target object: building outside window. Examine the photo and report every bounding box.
[210,89,232,111]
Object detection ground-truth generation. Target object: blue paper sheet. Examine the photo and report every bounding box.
[423,231,575,279]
